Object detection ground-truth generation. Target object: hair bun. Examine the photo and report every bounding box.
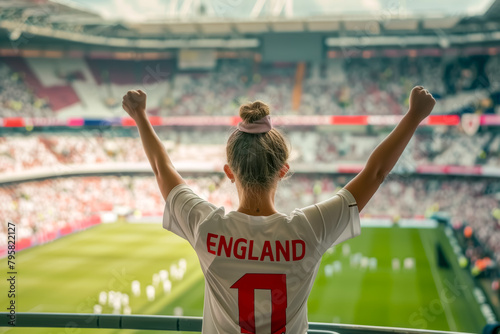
[239,101,270,123]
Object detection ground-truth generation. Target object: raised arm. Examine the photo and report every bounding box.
[122,89,185,200]
[344,86,436,212]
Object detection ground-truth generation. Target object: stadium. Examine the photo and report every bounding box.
[0,0,500,333]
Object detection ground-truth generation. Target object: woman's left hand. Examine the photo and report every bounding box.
[122,89,147,120]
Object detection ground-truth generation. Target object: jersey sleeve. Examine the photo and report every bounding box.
[162,183,218,246]
[300,188,361,251]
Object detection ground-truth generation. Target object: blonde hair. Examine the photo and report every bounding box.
[226,101,290,198]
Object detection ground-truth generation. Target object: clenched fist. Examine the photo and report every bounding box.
[408,86,436,122]
[122,89,147,120]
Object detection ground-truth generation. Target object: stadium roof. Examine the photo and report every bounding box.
[61,0,496,21]
[1,0,500,50]
[485,0,500,18]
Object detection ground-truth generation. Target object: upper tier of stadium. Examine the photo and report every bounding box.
[0,54,498,118]
[1,0,500,120]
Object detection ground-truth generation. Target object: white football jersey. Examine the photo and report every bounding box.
[163,183,360,334]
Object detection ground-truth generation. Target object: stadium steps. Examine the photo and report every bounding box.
[292,62,306,110]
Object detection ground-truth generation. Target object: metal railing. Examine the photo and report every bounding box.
[0,313,479,334]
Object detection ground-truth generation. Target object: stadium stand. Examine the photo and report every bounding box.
[1,57,81,112]
[0,62,50,117]
[1,54,499,118]
[1,128,500,174]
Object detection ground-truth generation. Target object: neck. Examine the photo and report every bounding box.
[237,188,278,216]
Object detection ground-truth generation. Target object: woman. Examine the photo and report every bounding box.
[122,86,435,334]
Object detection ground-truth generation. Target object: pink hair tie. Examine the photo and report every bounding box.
[237,115,272,134]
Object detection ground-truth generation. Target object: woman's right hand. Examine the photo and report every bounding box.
[407,86,436,122]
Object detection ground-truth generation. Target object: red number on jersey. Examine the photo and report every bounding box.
[230,273,287,334]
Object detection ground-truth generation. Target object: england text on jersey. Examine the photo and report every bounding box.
[206,233,305,262]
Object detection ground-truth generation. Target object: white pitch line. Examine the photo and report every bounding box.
[419,230,457,331]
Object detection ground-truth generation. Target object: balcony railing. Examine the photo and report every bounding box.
[0,312,484,334]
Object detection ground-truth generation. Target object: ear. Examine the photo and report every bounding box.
[279,163,290,179]
[223,164,235,182]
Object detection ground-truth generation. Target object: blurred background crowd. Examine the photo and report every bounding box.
[0,54,499,118]
[1,128,500,174]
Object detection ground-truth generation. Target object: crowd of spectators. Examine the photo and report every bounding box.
[1,54,499,118]
[160,61,295,117]
[1,128,499,174]
[0,62,51,117]
[1,174,499,269]
[0,176,165,245]
[302,55,499,116]
[118,55,500,117]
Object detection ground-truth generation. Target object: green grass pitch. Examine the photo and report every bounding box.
[0,222,486,334]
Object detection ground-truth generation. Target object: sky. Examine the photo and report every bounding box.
[59,0,495,22]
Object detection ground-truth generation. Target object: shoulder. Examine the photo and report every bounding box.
[335,188,357,206]
[300,188,357,215]
[166,183,217,211]
[165,183,193,203]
